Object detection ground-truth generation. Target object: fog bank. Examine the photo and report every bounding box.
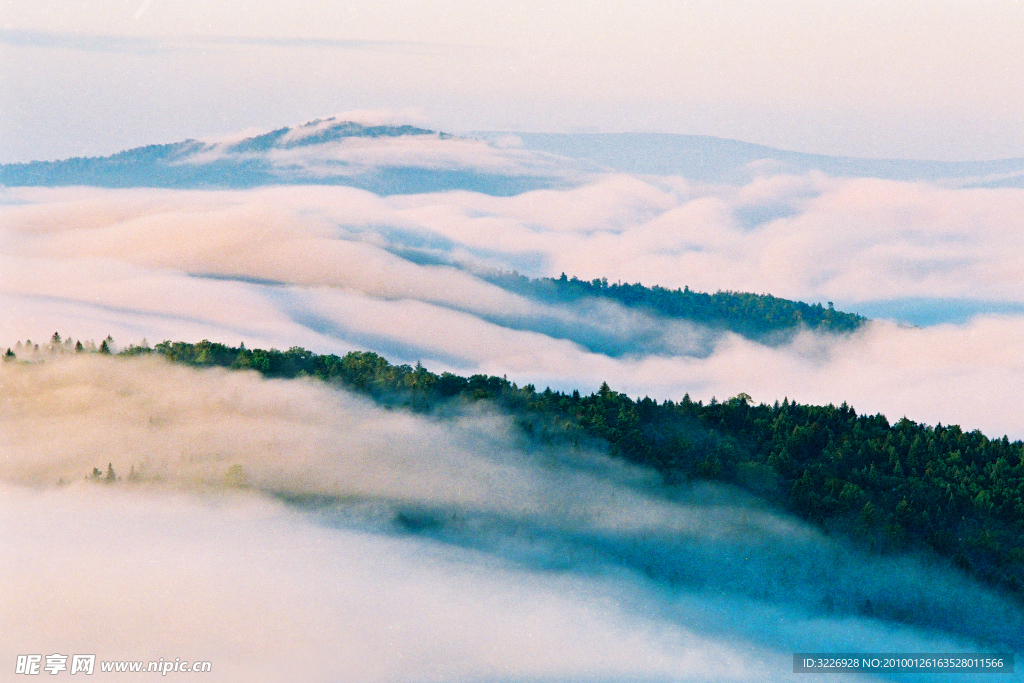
[3,173,1024,440]
[2,355,1021,681]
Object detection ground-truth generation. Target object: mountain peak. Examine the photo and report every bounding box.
[221,118,439,155]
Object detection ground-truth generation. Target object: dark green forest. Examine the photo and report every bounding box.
[84,338,1021,600]
[485,271,866,339]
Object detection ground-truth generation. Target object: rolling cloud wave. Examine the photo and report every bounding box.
[2,174,1023,437]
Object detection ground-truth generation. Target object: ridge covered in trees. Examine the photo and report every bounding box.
[485,271,866,339]
[8,335,1022,600]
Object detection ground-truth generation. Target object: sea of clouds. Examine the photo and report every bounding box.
[2,164,1023,437]
[3,133,1024,681]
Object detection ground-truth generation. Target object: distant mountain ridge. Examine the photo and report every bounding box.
[7,118,1024,193]
[474,132,1024,187]
[0,118,563,195]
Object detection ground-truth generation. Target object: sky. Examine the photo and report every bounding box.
[4,0,1024,162]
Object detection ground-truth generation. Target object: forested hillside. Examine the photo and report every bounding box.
[486,272,866,339]
[29,338,1006,599]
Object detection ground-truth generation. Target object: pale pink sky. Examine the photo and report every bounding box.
[2,0,1023,162]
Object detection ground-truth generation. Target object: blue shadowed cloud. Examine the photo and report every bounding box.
[841,298,1024,327]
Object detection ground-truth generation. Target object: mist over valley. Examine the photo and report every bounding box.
[3,115,1023,681]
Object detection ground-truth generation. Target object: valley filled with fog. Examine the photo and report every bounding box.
[3,122,1023,681]
[3,124,1024,437]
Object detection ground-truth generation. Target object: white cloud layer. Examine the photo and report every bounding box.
[2,175,1023,437]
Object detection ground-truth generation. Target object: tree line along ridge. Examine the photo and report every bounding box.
[485,271,866,339]
[7,333,1017,600]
